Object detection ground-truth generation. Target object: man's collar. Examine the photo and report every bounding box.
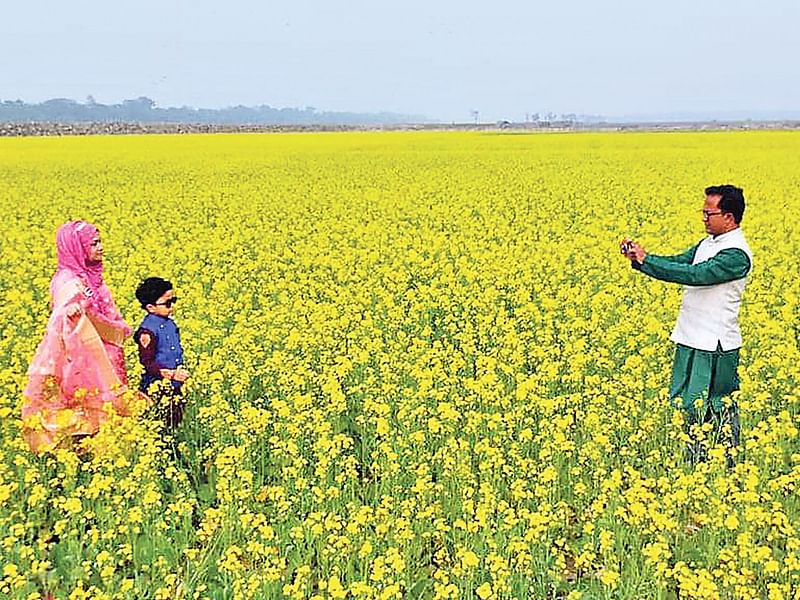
[710,226,740,241]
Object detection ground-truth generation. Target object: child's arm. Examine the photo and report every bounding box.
[135,328,176,380]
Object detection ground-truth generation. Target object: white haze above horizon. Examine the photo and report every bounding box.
[1,0,798,122]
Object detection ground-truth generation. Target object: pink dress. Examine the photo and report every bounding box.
[22,221,132,453]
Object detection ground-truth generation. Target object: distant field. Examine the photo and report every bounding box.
[1,131,799,599]
[2,120,800,138]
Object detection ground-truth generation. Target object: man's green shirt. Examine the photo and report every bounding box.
[634,244,751,285]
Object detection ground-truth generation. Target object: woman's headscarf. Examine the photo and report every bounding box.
[52,220,130,333]
[55,220,104,290]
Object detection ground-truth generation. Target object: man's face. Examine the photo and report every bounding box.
[702,194,734,236]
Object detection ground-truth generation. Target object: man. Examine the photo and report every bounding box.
[621,185,752,465]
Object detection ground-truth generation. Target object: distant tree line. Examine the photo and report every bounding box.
[0,97,431,125]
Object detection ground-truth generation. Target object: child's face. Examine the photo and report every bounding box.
[147,289,177,317]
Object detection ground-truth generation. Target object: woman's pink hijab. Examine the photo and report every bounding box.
[55,220,104,289]
[52,220,130,335]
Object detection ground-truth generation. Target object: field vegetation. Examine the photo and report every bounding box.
[1,131,799,599]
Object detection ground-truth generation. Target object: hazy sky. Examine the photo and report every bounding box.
[2,0,798,121]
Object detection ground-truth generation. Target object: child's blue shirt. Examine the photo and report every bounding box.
[135,313,184,392]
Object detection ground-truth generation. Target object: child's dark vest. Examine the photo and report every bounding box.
[139,313,184,391]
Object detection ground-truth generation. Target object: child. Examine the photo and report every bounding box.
[134,277,190,428]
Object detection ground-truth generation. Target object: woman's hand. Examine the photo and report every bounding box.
[66,303,83,321]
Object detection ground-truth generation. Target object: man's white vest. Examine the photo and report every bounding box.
[670,227,752,352]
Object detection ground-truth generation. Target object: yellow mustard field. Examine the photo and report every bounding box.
[1,130,800,599]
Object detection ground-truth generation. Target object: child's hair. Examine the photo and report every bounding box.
[135,277,173,308]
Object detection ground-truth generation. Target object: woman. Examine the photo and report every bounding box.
[22,220,132,452]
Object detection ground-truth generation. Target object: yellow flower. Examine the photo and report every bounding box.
[475,582,493,599]
[359,541,373,559]
[724,514,739,530]
[327,575,348,599]
[599,568,620,589]
[63,497,82,515]
[460,550,480,569]
[376,417,390,436]
[142,487,160,507]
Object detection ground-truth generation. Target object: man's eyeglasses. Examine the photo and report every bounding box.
[155,297,178,307]
[702,210,725,219]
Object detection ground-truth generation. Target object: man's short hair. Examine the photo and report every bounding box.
[705,184,746,224]
[135,277,173,308]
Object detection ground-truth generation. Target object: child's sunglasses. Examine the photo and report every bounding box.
[155,297,178,308]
